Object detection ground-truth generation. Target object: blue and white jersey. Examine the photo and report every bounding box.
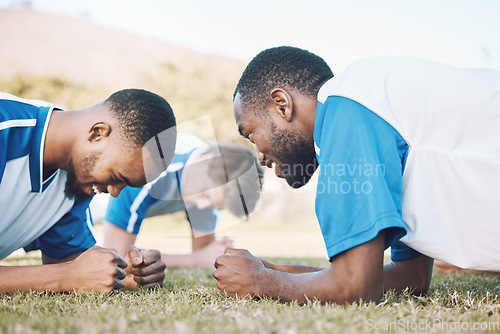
[314,96,415,263]
[104,133,218,234]
[315,56,500,270]
[0,93,95,260]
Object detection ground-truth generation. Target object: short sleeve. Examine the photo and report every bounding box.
[24,198,96,259]
[390,240,422,261]
[314,96,409,260]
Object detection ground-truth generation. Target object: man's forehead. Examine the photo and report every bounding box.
[118,149,147,186]
[234,97,257,126]
[233,94,245,119]
[235,110,255,137]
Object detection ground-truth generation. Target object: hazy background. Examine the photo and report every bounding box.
[4,0,500,69]
[1,0,499,257]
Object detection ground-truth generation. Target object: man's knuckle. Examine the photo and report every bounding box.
[105,277,115,287]
[139,268,152,277]
[105,252,116,262]
[135,276,146,285]
[214,259,222,268]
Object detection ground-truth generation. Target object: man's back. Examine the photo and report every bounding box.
[318,56,500,270]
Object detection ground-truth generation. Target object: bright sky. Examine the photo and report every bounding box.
[2,0,500,72]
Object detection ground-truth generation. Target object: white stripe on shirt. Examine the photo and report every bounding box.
[86,208,97,240]
[127,183,153,233]
[0,119,37,131]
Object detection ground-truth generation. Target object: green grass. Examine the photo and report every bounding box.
[1,256,500,334]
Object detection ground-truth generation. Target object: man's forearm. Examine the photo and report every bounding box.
[191,232,215,251]
[2,246,130,294]
[261,259,322,274]
[161,253,197,268]
[252,267,381,305]
[103,221,137,255]
[215,233,387,304]
[43,252,82,264]
[383,255,434,294]
[0,264,69,293]
[255,268,332,304]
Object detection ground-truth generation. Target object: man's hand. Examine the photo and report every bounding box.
[122,245,166,290]
[66,246,128,294]
[213,232,388,305]
[213,248,266,298]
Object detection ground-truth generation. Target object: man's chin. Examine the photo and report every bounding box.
[284,175,313,189]
[64,185,90,201]
[280,163,317,189]
[64,192,90,201]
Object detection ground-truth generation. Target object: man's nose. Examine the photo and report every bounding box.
[257,151,273,168]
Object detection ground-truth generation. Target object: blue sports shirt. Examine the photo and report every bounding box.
[313,96,421,262]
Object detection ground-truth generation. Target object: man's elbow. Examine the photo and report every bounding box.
[350,282,383,304]
[325,280,384,305]
[410,273,432,296]
[409,258,434,296]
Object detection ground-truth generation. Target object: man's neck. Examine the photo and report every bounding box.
[293,92,318,141]
[42,109,76,180]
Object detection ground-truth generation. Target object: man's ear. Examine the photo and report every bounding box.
[270,88,293,122]
[87,122,111,142]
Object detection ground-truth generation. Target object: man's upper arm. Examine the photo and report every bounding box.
[102,220,137,255]
[25,198,96,260]
[325,230,387,303]
[314,96,409,261]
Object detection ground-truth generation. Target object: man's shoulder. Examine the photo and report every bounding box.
[0,92,59,109]
[0,93,58,186]
[317,56,422,104]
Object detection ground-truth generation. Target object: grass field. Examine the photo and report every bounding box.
[2,220,500,333]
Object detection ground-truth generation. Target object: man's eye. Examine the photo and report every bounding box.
[244,133,251,139]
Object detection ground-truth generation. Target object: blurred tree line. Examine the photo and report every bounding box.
[0,60,246,144]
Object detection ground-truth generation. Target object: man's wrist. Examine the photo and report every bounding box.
[51,262,72,293]
[253,266,275,297]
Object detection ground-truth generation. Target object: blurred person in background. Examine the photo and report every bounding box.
[0,89,176,294]
[98,133,264,269]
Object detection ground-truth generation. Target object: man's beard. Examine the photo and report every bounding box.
[64,152,102,200]
[64,158,86,200]
[269,125,318,189]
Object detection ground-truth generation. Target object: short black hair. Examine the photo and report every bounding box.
[234,46,334,109]
[105,89,176,147]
